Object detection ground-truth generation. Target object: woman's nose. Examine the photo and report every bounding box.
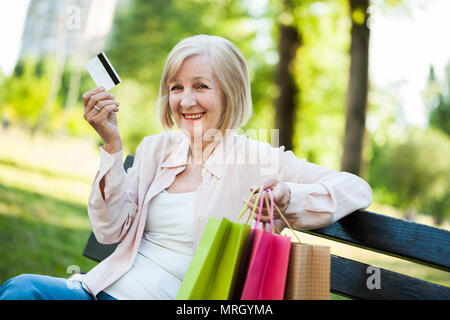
[180,90,197,108]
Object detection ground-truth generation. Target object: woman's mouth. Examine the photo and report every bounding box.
[183,112,205,120]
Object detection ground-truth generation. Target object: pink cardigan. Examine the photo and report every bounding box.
[70,130,372,298]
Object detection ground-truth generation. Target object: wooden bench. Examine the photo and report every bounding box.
[83,155,450,300]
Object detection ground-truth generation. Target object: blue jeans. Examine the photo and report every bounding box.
[0,274,116,300]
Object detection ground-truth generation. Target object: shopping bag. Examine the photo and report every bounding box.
[241,189,291,300]
[284,242,330,300]
[176,190,258,300]
[230,188,265,300]
[231,228,255,299]
[209,220,250,299]
[270,199,331,300]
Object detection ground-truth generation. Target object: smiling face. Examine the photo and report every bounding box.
[168,54,224,140]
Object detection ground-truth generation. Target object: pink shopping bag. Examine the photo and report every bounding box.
[241,189,291,300]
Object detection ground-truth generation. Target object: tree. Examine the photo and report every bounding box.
[268,0,350,166]
[368,128,450,222]
[424,190,450,226]
[0,58,54,131]
[425,64,450,136]
[274,0,301,151]
[341,0,370,176]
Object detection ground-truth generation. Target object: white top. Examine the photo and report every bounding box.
[103,189,195,299]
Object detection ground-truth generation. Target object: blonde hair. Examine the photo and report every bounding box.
[157,35,252,132]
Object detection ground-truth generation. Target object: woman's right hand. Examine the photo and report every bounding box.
[83,87,122,153]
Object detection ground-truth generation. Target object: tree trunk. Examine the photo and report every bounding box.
[275,23,301,151]
[341,0,370,176]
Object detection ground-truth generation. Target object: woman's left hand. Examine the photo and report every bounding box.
[243,178,291,223]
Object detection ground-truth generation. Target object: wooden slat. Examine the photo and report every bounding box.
[123,155,135,171]
[83,232,119,262]
[305,210,450,272]
[330,255,450,300]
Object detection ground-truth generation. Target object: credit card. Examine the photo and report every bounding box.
[85,52,121,91]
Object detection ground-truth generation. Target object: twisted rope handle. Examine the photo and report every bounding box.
[265,189,301,243]
[237,185,264,225]
[238,186,301,243]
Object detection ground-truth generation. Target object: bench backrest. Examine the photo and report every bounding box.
[83,154,450,299]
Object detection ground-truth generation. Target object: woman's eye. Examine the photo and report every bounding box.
[170,85,181,91]
[198,84,209,89]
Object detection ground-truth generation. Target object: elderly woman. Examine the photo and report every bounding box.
[0,35,371,300]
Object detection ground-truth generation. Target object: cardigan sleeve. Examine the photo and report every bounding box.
[278,149,372,230]
[87,138,146,244]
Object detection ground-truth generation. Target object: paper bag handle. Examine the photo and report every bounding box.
[265,189,301,243]
[237,185,263,225]
[255,189,273,231]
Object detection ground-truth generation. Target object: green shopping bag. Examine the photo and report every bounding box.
[175,217,249,299]
[176,188,262,300]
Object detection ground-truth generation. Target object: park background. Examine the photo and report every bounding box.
[0,0,449,299]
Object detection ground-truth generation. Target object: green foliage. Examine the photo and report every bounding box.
[0,56,96,136]
[425,64,450,136]
[0,58,54,130]
[368,127,450,219]
[429,96,450,136]
[291,0,350,169]
[423,189,450,226]
[108,0,251,86]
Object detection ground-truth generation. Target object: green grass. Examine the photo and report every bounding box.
[0,183,97,282]
[0,128,99,284]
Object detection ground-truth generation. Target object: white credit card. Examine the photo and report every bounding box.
[85,52,121,91]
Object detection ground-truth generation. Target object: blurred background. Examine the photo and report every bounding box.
[0,0,448,298]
